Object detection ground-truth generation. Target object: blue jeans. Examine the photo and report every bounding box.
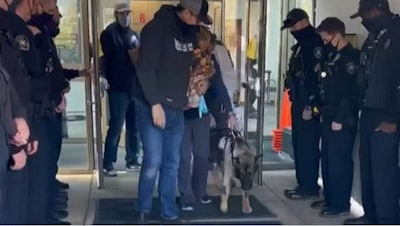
[104,91,139,168]
[135,99,184,220]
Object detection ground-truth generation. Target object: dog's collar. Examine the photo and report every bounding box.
[222,130,241,166]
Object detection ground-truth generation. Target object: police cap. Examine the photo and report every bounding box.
[350,0,390,19]
[281,8,309,30]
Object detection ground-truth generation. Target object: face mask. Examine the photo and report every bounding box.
[117,15,131,28]
[325,36,338,54]
[325,42,336,54]
[46,21,60,38]
[290,25,314,42]
[28,12,54,27]
[362,13,392,33]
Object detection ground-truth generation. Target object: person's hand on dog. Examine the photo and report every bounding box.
[228,113,238,130]
[152,104,166,129]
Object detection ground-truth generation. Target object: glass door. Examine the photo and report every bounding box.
[56,0,94,174]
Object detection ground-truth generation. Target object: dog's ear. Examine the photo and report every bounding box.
[253,154,263,172]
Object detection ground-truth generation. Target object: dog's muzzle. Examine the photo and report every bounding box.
[241,177,253,191]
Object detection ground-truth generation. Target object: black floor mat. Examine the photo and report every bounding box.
[93,195,281,225]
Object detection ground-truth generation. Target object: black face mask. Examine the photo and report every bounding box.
[325,42,337,54]
[28,12,53,27]
[290,25,315,42]
[362,13,393,33]
[46,21,60,38]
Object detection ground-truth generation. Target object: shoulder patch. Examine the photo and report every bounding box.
[346,62,356,75]
[15,35,30,51]
[313,47,323,59]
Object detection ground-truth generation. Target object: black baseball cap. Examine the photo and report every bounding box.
[281,8,309,30]
[180,0,213,25]
[350,0,390,19]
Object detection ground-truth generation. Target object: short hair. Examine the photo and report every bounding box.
[316,17,346,36]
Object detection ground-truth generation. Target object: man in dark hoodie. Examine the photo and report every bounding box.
[100,2,141,176]
[134,0,211,223]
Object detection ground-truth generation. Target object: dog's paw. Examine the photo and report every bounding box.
[220,201,228,213]
[242,198,253,214]
[242,206,253,214]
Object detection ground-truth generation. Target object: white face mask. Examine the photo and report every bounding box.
[117,14,131,28]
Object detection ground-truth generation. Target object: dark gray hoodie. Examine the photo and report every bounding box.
[136,5,199,109]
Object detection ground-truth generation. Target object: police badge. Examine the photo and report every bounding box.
[346,62,356,75]
[313,46,323,59]
[15,35,30,51]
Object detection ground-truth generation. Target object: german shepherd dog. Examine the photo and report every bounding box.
[210,129,262,214]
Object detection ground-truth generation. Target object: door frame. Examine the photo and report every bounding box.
[58,0,95,175]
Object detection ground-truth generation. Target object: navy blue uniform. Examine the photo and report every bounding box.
[357,14,400,224]
[285,26,324,197]
[6,12,54,224]
[319,44,359,212]
[0,9,31,225]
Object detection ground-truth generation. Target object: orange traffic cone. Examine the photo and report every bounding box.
[272,91,292,153]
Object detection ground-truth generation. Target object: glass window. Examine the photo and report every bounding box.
[55,0,91,171]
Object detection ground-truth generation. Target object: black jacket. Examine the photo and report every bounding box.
[7,13,51,103]
[48,38,69,106]
[0,9,28,119]
[136,5,198,109]
[361,14,400,123]
[320,44,359,126]
[100,22,140,94]
[288,26,326,107]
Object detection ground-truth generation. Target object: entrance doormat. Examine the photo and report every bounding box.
[93,195,281,225]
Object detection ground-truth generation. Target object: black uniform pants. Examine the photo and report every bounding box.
[359,109,400,224]
[291,103,320,194]
[321,117,356,211]
[0,125,9,222]
[27,114,51,224]
[48,113,63,197]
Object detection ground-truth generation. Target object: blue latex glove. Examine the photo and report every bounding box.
[198,96,209,118]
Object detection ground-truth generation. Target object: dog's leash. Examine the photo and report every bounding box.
[221,129,241,167]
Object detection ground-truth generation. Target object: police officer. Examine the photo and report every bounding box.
[0,38,28,223]
[0,4,32,222]
[313,17,359,217]
[281,8,324,200]
[3,0,58,224]
[38,4,76,224]
[345,0,400,224]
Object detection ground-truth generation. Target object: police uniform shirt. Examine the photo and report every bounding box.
[6,12,49,82]
[320,44,359,125]
[0,9,28,119]
[361,15,400,123]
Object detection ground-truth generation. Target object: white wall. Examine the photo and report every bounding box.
[316,0,400,48]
